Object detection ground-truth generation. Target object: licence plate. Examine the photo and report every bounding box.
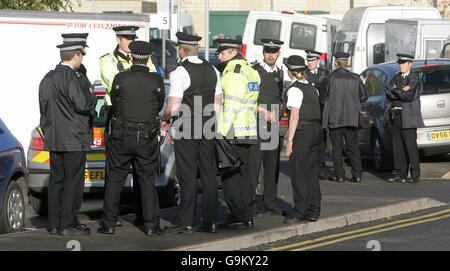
[85,169,105,181]
[427,131,450,141]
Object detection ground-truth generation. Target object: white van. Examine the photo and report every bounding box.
[385,19,450,63]
[441,35,450,59]
[334,6,441,74]
[242,11,340,70]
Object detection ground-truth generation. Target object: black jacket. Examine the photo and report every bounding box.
[322,68,368,129]
[39,64,96,151]
[304,67,329,105]
[385,71,425,129]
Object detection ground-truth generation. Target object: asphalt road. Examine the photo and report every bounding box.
[251,205,450,251]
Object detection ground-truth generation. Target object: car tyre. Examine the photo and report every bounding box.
[29,193,48,216]
[0,181,25,234]
[371,132,392,172]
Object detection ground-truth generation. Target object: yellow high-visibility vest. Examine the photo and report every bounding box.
[99,50,156,106]
[218,58,261,138]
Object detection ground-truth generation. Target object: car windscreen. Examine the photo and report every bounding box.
[417,66,450,95]
[93,96,106,128]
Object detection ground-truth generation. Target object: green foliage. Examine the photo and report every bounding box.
[0,0,80,11]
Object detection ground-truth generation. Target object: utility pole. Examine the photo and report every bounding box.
[270,0,273,11]
[205,0,209,61]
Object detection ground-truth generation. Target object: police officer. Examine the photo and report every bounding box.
[216,38,261,229]
[283,55,322,224]
[304,50,329,180]
[100,25,157,226]
[161,32,222,234]
[61,33,95,231]
[98,41,165,236]
[322,52,368,183]
[249,39,284,216]
[39,42,96,235]
[385,54,424,183]
[100,25,157,107]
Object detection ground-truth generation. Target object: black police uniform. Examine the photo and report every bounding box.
[39,42,96,234]
[304,50,329,178]
[284,56,322,223]
[167,32,219,233]
[385,54,424,183]
[100,41,165,234]
[61,33,96,228]
[249,38,284,215]
[322,52,368,182]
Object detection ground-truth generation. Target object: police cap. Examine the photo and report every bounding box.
[396,53,414,63]
[129,40,152,60]
[305,49,322,61]
[215,38,242,53]
[56,42,85,53]
[333,52,350,60]
[261,38,283,53]
[176,32,201,46]
[285,55,306,72]
[113,25,139,39]
[61,33,89,47]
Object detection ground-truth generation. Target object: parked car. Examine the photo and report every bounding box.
[0,118,28,234]
[358,59,450,171]
[27,82,178,216]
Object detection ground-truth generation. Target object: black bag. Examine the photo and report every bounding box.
[215,138,242,176]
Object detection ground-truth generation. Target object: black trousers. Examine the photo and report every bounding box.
[289,124,322,219]
[48,151,86,231]
[329,126,363,178]
[392,110,420,179]
[174,138,217,226]
[222,144,254,223]
[248,139,281,212]
[102,132,160,230]
[317,129,327,176]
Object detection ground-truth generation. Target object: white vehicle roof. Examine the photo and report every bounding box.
[248,10,340,23]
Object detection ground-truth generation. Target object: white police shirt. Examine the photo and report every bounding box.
[168,55,222,98]
[286,79,320,110]
[260,61,281,74]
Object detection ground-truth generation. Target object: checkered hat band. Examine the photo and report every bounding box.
[131,53,150,59]
[115,30,136,36]
[178,40,199,45]
[263,43,281,48]
[60,45,84,51]
[399,57,412,61]
[63,38,87,43]
[219,43,241,48]
[307,54,320,60]
[286,64,305,70]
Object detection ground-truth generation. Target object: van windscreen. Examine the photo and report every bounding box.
[289,22,316,51]
[254,20,281,45]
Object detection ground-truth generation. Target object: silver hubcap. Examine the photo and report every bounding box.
[7,189,23,231]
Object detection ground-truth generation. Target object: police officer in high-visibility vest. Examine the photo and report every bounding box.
[100,25,157,108]
[304,50,329,180]
[100,25,157,226]
[215,38,261,229]
[249,39,284,217]
[98,41,165,236]
[161,32,222,234]
[283,55,322,224]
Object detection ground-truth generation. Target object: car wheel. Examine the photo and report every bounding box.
[0,181,25,234]
[371,133,392,172]
[29,193,48,216]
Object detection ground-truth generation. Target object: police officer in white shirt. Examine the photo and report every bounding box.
[162,32,222,234]
[283,55,322,224]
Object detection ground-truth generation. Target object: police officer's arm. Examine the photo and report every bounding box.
[391,75,422,103]
[385,75,403,101]
[286,107,299,157]
[157,75,166,112]
[38,76,52,136]
[68,77,95,115]
[358,77,369,103]
[213,67,223,118]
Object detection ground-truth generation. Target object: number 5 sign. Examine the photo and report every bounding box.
[157,0,172,30]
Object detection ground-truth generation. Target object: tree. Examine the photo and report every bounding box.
[0,0,80,11]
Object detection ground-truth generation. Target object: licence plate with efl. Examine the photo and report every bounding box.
[427,131,450,141]
[85,169,105,181]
